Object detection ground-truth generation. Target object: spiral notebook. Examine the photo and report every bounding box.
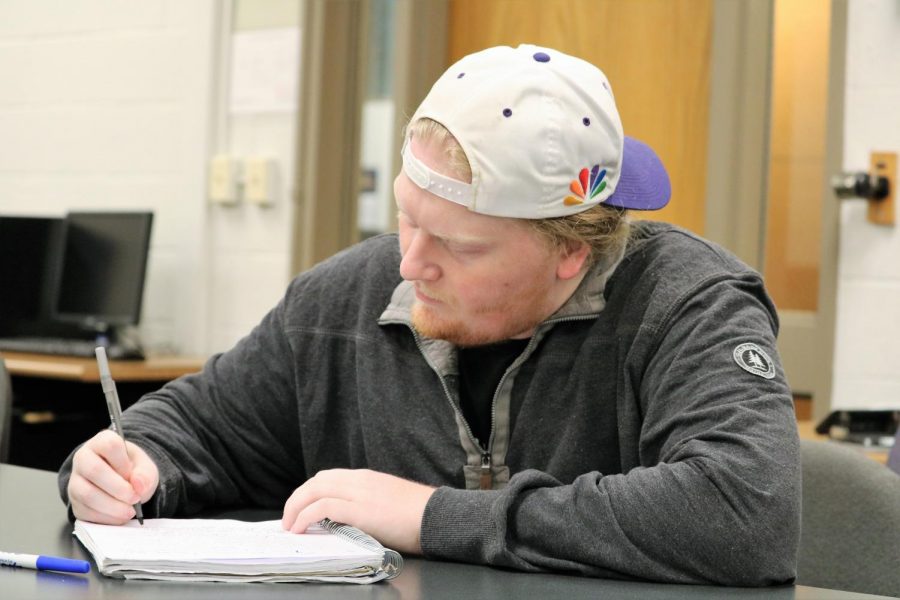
[73,518,403,584]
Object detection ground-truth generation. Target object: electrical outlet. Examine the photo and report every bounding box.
[244,158,275,206]
[209,156,238,204]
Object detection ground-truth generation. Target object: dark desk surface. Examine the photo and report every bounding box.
[0,464,892,600]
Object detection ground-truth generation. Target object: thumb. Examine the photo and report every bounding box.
[130,470,159,503]
[127,445,160,502]
[131,473,147,498]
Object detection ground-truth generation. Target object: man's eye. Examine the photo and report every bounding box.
[448,243,483,256]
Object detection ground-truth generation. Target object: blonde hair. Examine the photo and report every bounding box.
[405,118,631,266]
[406,118,473,182]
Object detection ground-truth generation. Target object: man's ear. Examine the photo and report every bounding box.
[556,241,590,280]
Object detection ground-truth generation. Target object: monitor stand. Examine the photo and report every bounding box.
[84,323,145,360]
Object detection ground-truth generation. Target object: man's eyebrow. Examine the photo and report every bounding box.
[400,214,490,246]
[395,198,491,245]
[434,231,492,246]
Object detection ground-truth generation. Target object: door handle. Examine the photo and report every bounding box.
[831,171,889,201]
[830,152,896,226]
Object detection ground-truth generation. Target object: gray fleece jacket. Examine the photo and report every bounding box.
[58,221,800,585]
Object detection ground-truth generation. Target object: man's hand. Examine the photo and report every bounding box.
[67,429,160,524]
[281,469,436,554]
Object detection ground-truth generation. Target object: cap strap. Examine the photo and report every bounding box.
[401,142,473,208]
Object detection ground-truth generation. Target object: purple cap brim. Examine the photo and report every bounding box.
[604,137,671,211]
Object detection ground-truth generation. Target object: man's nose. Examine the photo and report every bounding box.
[399,231,440,282]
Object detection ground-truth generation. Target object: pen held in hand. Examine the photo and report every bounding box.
[94,346,144,525]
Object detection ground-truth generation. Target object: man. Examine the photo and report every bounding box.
[59,45,800,585]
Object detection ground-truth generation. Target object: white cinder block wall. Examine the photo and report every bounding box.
[830,0,900,410]
[207,3,300,353]
[0,1,298,356]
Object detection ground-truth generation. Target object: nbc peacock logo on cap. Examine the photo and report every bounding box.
[565,165,607,206]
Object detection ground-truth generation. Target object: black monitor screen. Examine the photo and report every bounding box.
[54,212,153,329]
[0,216,66,335]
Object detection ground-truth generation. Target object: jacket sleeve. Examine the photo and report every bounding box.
[419,275,801,586]
[57,285,305,518]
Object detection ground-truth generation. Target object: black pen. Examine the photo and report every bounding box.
[95,346,144,525]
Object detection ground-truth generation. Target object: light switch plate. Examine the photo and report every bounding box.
[209,156,238,204]
[244,158,275,206]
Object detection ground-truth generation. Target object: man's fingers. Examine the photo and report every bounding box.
[278,469,434,554]
[286,498,355,534]
[68,430,161,525]
[281,472,357,530]
[281,485,321,530]
[91,430,134,479]
[75,445,141,504]
[68,474,137,524]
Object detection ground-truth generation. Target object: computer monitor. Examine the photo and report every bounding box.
[53,211,154,334]
[0,216,70,337]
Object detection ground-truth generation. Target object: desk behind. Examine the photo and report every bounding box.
[1,352,205,471]
[0,465,892,600]
[1,351,205,383]
[797,420,889,465]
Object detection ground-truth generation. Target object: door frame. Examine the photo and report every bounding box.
[810,0,847,421]
[291,0,448,272]
[291,0,371,273]
[705,0,847,420]
[704,0,773,269]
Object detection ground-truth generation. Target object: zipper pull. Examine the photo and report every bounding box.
[479,452,493,490]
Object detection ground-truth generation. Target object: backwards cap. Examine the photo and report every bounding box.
[402,44,671,219]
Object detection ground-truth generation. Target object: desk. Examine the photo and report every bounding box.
[1,351,205,383]
[0,465,892,600]
[797,420,890,465]
[1,352,205,471]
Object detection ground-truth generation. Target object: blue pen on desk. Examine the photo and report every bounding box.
[0,551,90,574]
[95,346,144,525]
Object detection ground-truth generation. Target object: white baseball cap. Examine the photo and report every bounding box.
[402,44,671,219]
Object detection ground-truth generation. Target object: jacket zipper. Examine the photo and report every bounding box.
[387,313,599,490]
[483,314,597,459]
[480,452,492,490]
[402,325,485,459]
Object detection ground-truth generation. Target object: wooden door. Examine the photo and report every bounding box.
[448,0,713,234]
[760,0,833,403]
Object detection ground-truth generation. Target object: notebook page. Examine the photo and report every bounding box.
[75,519,379,563]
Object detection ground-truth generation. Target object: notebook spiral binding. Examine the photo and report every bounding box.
[320,518,404,579]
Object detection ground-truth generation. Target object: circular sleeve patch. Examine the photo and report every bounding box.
[733,343,776,379]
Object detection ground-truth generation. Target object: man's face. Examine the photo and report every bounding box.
[393,137,575,347]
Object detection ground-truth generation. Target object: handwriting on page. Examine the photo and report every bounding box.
[78,519,373,562]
